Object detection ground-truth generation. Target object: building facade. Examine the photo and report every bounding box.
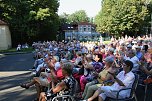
[64,22,100,41]
[0,20,12,50]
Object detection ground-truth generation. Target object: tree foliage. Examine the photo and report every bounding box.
[0,0,60,46]
[68,10,89,23]
[95,0,152,36]
[59,12,70,24]
[59,10,89,24]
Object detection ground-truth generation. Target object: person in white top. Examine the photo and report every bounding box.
[86,60,135,101]
[125,50,139,72]
[17,44,21,51]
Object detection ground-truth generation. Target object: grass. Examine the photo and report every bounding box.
[103,40,111,44]
[0,47,34,53]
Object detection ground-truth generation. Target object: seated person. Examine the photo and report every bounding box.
[138,48,152,101]
[87,60,135,101]
[137,49,151,81]
[92,54,104,73]
[20,56,60,101]
[80,54,94,92]
[16,44,21,51]
[140,48,152,76]
[72,51,83,73]
[82,56,116,100]
[34,56,59,76]
[39,62,75,101]
[125,50,139,72]
[33,53,44,69]
[33,58,49,76]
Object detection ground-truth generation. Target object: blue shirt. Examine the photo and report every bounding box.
[136,51,143,60]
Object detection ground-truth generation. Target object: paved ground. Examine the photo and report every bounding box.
[0,53,36,101]
[0,53,34,71]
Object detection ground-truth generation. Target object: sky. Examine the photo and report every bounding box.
[58,0,101,17]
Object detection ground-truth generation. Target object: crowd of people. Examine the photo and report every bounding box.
[20,35,152,101]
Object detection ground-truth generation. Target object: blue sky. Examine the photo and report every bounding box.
[58,0,101,17]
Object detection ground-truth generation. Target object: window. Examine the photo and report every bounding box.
[79,25,82,31]
[83,25,86,32]
[79,25,83,32]
[88,26,91,32]
[84,27,86,32]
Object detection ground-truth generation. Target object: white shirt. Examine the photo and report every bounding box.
[74,57,82,65]
[49,45,53,50]
[54,62,61,71]
[81,47,88,54]
[111,71,135,98]
[98,70,134,100]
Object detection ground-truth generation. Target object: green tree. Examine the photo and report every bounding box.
[67,10,89,23]
[95,0,151,36]
[88,17,94,23]
[0,0,60,46]
[59,12,70,24]
[59,10,89,26]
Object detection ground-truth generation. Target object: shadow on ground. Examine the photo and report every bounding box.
[0,72,36,101]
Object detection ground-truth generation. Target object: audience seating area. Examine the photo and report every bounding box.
[21,36,152,101]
